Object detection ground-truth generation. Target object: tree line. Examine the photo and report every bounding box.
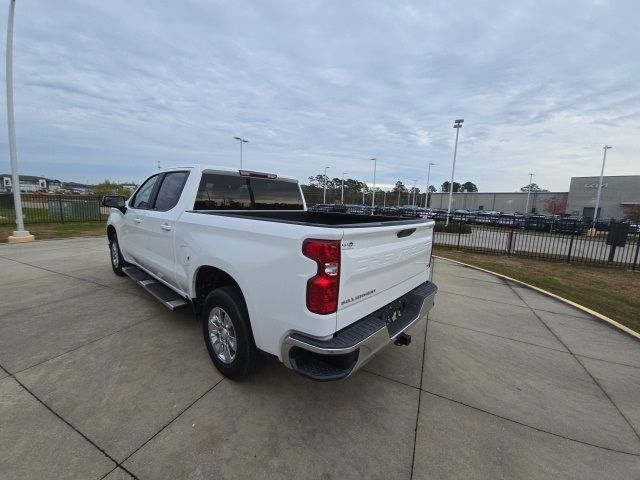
[304,174,479,206]
[306,174,478,194]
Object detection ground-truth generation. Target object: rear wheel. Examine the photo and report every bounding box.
[202,286,256,380]
[109,235,126,276]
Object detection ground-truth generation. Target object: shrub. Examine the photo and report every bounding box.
[434,221,472,234]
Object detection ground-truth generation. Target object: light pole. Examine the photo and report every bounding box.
[424,162,435,208]
[6,0,32,242]
[383,190,387,207]
[323,166,330,204]
[525,173,534,214]
[370,158,377,207]
[233,136,248,169]
[412,180,417,206]
[341,172,347,204]
[593,145,612,225]
[446,119,464,225]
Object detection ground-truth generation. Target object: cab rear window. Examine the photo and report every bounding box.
[194,173,304,210]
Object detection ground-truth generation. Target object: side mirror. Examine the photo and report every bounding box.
[102,195,126,213]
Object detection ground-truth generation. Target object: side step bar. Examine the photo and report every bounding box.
[122,266,189,311]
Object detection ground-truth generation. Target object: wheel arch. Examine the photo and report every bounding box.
[193,265,248,316]
[107,224,117,241]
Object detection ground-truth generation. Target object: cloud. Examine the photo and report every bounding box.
[0,0,638,192]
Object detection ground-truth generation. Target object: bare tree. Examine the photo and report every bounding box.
[624,204,640,223]
[544,195,567,215]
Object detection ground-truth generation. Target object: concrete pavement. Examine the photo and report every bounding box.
[0,237,639,479]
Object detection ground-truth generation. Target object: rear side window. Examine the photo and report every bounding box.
[131,174,160,209]
[154,171,189,211]
[194,173,303,210]
[250,177,303,209]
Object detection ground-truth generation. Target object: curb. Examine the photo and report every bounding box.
[0,234,107,245]
[434,255,640,342]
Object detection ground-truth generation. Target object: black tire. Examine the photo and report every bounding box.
[109,235,126,276]
[201,286,256,380]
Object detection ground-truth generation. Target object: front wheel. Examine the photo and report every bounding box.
[109,235,126,276]
[202,286,256,380]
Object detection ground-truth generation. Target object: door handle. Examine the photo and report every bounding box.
[397,228,416,238]
[161,223,172,231]
[134,217,142,224]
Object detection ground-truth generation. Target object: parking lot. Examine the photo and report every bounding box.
[1,237,639,479]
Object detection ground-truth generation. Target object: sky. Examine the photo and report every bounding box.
[0,0,639,192]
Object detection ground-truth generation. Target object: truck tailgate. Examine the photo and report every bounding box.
[336,220,434,330]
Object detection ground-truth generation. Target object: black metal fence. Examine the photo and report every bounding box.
[309,205,640,270]
[0,193,107,225]
[433,213,639,270]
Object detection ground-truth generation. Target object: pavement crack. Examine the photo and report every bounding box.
[573,353,640,370]
[436,288,529,310]
[0,253,139,298]
[0,360,140,479]
[10,316,156,376]
[436,270,507,286]
[119,377,226,466]
[421,389,640,457]
[506,283,640,445]
[409,312,431,480]
[430,319,570,354]
[361,369,419,391]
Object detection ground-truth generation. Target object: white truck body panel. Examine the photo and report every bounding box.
[107,165,435,372]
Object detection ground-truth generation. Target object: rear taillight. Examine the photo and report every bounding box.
[302,239,340,315]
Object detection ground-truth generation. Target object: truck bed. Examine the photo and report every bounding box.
[188,210,428,228]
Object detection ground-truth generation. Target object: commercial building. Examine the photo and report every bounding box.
[428,174,640,219]
[0,174,48,193]
[0,174,65,193]
[566,175,640,220]
[428,191,567,215]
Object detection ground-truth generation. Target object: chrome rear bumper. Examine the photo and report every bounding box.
[281,282,438,381]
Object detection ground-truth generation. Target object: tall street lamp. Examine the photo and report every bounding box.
[412,180,417,206]
[323,166,330,204]
[424,162,435,208]
[525,173,534,214]
[593,145,612,225]
[370,158,377,207]
[446,119,464,225]
[6,0,32,243]
[233,136,248,169]
[341,172,347,204]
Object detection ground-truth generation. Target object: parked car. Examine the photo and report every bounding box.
[496,213,516,227]
[103,166,437,382]
[432,209,449,221]
[553,216,585,235]
[453,209,475,223]
[523,214,551,232]
[474,211,498,225]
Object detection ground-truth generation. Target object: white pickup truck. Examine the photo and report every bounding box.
[103,165,437,381]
